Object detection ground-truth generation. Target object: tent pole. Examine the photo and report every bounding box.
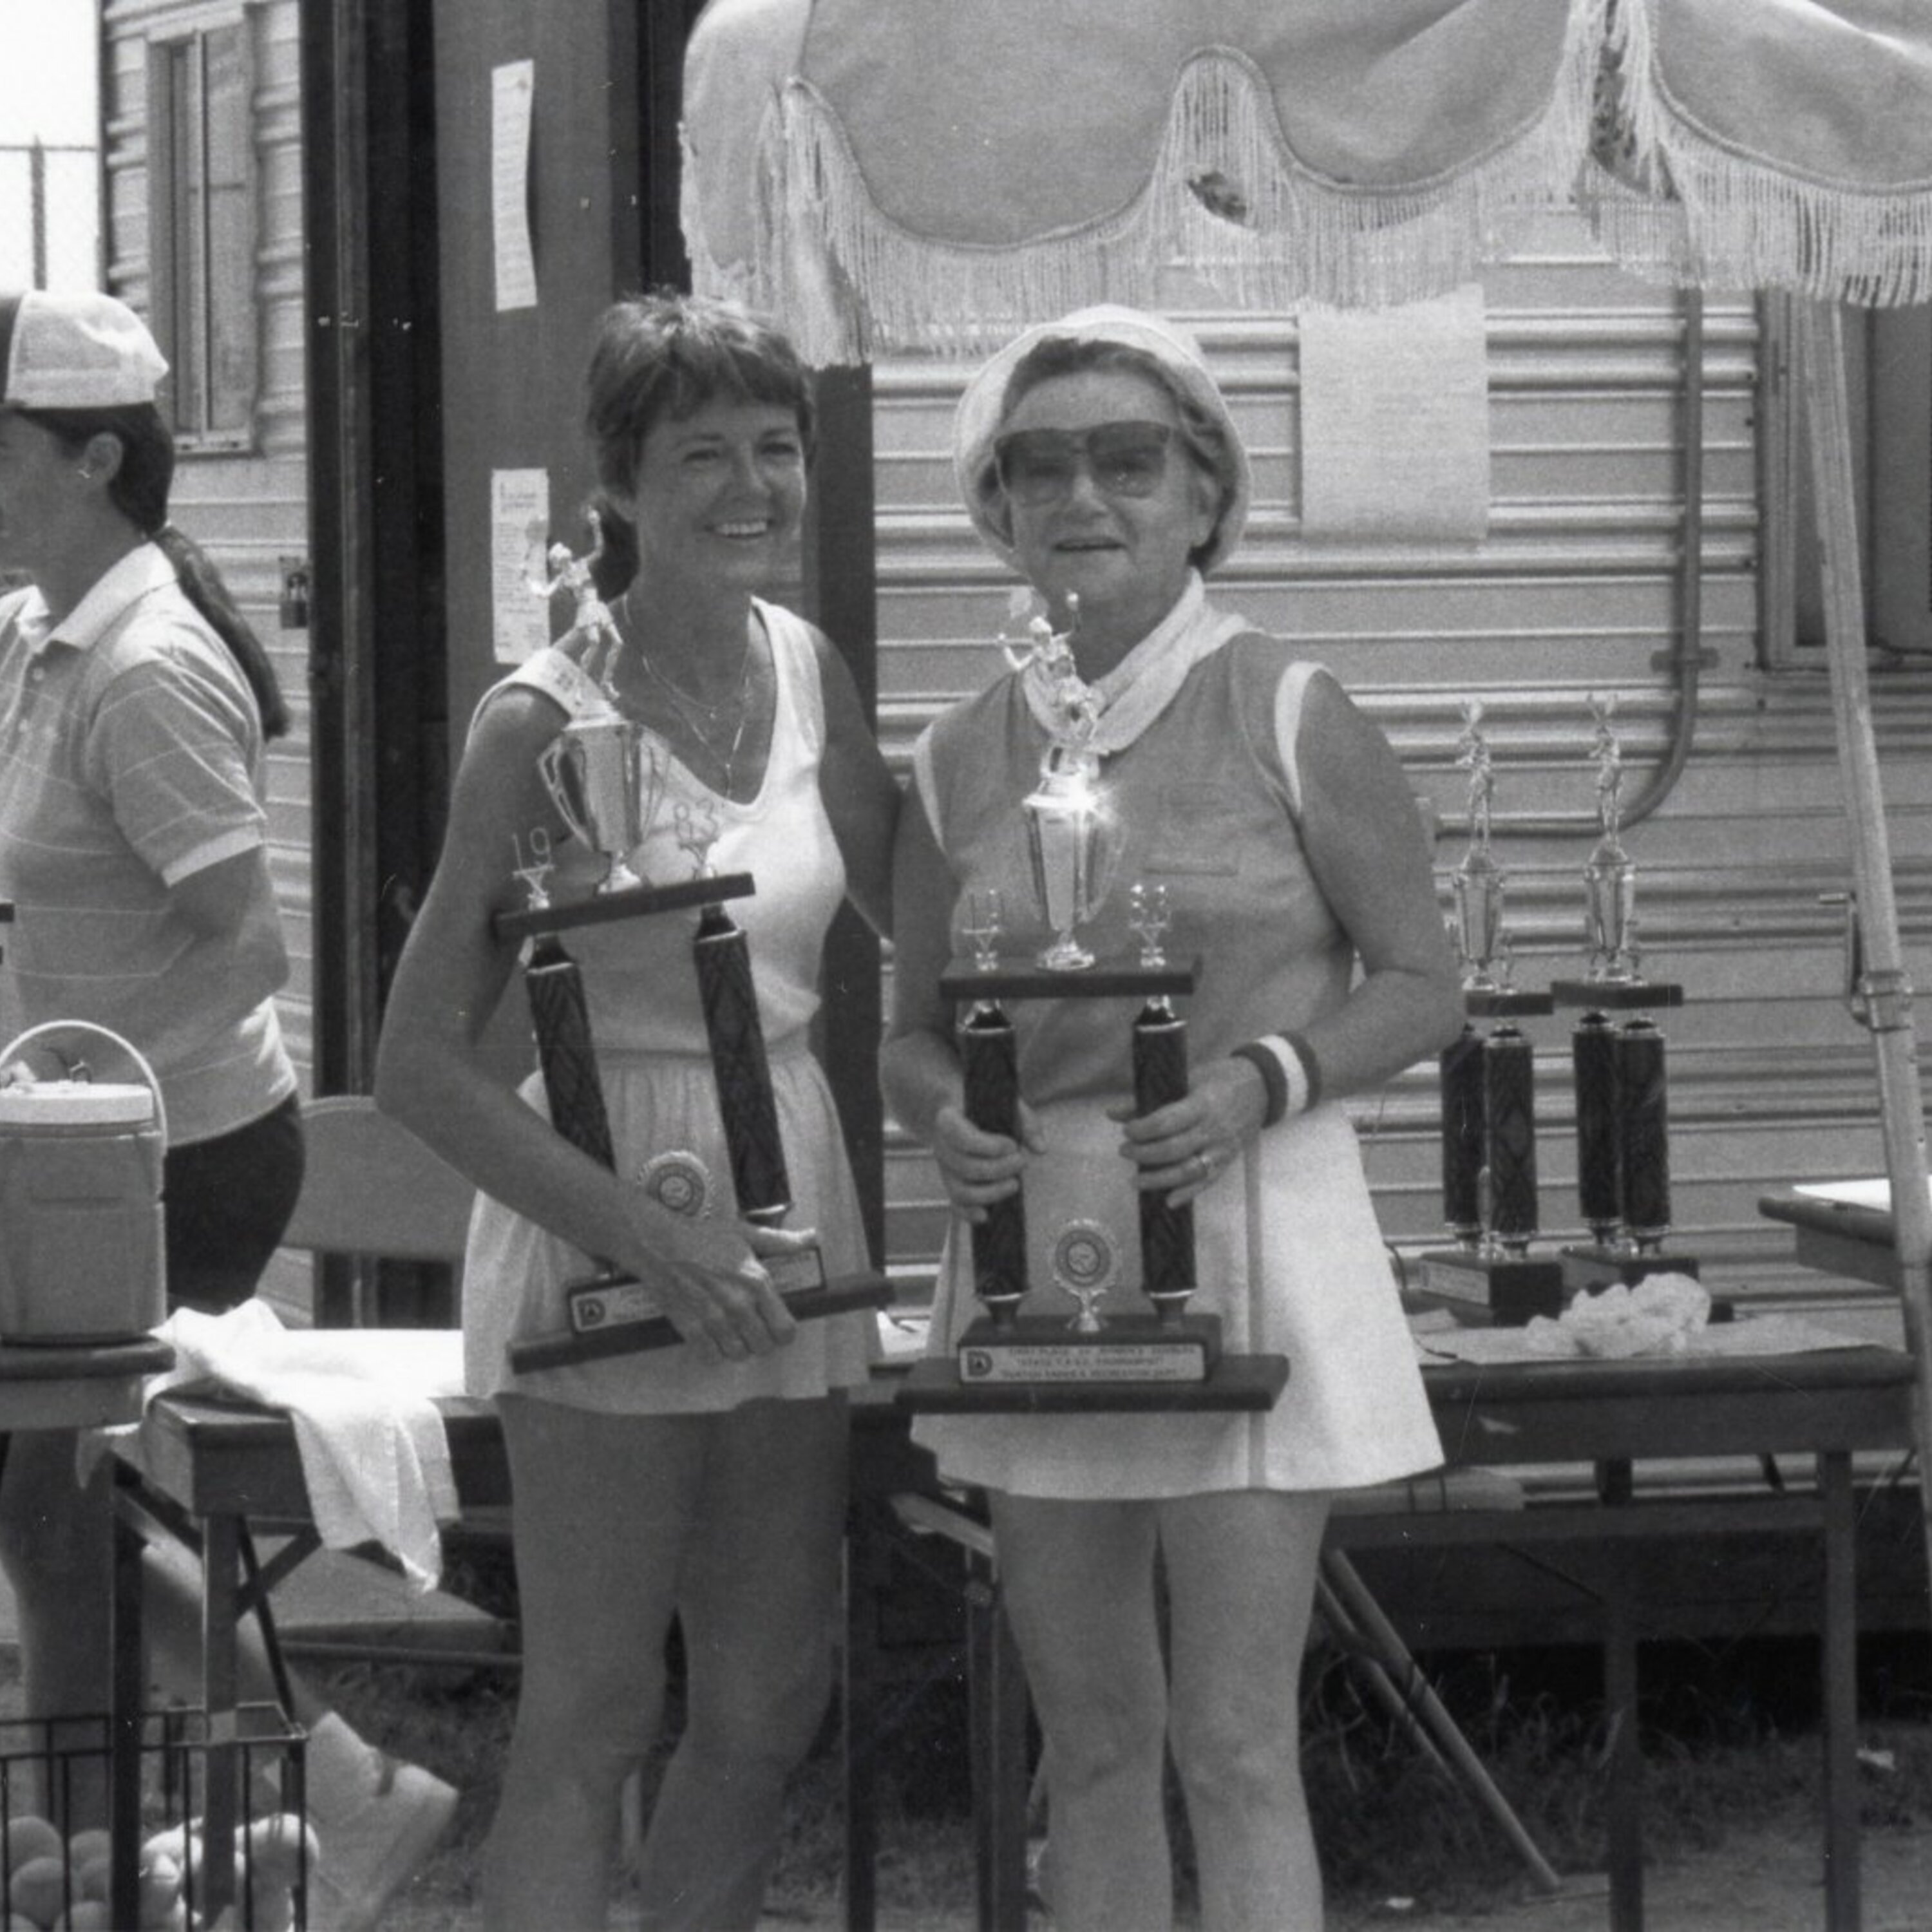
[1795,299,1932,1600]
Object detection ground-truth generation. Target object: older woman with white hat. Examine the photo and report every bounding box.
[0,289,453,1929]
[882,306,1463,1930]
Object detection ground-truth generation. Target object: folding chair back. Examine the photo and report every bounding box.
[282,1094,475,1267]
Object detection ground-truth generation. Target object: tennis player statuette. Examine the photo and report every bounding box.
[1416,702,1564,1322]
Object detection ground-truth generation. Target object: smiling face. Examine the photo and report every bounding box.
[996,368,1218,663]
[614,396,808,602]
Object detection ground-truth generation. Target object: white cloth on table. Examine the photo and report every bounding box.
[138,1302,463,1591]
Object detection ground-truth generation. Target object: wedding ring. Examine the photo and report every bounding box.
[1191,1151,1211,1182]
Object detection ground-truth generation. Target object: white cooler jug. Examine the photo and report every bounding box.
[0,1024,166,1344]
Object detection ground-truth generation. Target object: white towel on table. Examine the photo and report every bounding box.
[141,1302,464,1591]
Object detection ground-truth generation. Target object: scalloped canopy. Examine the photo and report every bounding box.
[681,0,1932,363]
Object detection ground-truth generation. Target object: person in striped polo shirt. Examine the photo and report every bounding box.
[0,289,453,1931]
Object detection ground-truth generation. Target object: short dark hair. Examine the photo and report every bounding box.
[10,400,289,738]
[981,337,1235,570]
[584,291,815,500]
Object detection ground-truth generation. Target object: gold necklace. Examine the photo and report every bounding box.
[619,591,760,791]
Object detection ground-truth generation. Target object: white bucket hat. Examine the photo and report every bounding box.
[0,290,169,409]
[952,305,1252,575]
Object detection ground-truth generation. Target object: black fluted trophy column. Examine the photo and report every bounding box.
[1132,992,1196,1322]
[692,898,790,1225]
[959,994,1028,1327]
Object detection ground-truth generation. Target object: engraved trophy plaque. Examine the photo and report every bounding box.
[898,603,1287,1414]
[495,538,891,1373]
[1415,702,1565,1323]
[1551,695,1696,1291]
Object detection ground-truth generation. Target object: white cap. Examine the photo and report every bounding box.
[0,290,169,409]
[953,305,1251,575]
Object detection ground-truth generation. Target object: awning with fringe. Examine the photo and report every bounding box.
[681,0,1932,364]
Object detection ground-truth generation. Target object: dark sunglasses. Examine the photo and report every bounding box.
[992,420,1175,506]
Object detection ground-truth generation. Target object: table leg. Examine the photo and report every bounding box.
[964,1561,1028,1932]
[843,1507,882,1932]
[1598,1461,1644,1932]
[200,1511,242,1923]
[1819,1451,1862,1932]
[109,1465,146,1932]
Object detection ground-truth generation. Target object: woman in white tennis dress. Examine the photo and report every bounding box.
[883,307,1461,1931]
[377,294,896,1932]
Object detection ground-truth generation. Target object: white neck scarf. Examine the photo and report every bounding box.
[1018,572,1250,757]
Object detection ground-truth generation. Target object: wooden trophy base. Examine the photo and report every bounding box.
[1560,1245,1702,1292]
[507,1260,893,1374]
[1413,1246,1567,1323]
[896,1309,1288,1414]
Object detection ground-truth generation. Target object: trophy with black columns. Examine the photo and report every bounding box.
[497,537,889,1374]
[898,600,1287,1413]
[1415,703,1565,1321]
[1551,695,1696,1291]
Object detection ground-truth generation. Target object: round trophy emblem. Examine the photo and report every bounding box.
[637,1150,714,1219]
[1049,1218,1119,1333]
[1050,1218,1119,1294]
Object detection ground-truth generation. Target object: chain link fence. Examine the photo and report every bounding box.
[0,141,102,292]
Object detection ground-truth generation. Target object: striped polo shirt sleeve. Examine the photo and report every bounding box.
[80,629,267,886]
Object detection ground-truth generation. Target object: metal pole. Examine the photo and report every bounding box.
[1795,299,1932,1609]
[29,139,46,289]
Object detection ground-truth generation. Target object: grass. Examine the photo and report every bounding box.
[299,1612,1932,1931]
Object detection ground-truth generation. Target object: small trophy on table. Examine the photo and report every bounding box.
[897,599,1288,1414]
[1552,695,1696,1291]
[1414,702,1566,1322]
[496,534,891,1373]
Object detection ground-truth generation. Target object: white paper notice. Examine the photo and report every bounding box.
[492,469,551,665]
[492,61,537,312]
[1299,283,1492,542]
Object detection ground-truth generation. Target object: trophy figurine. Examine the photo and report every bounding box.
[494,535,890,1372]
[1414,702,1564,1322]
[1551,695,1696,1291]
[1582,693,1640,987]
[1012,597,1125,971]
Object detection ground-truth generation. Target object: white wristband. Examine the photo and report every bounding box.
[1256,1034,1317,1117]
